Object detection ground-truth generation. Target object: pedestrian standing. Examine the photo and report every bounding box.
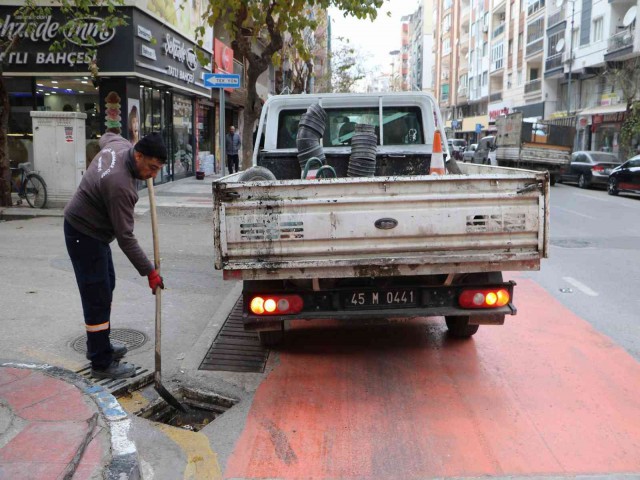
[64,132,167,379]
[225,125,241,173]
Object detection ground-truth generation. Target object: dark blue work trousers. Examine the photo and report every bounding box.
[64,220,115,369]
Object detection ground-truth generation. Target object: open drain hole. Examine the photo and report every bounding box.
[136,387,238,432]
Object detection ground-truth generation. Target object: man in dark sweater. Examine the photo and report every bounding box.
[64,132,167,379]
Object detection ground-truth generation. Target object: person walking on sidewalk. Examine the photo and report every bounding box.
[225,125,241,173]
[64,132,167,379]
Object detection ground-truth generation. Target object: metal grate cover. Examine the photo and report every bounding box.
[199,298,269,373]
[71,328,148,354]
[76,363,153,396]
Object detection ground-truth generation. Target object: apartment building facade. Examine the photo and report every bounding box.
[428,0,640,154]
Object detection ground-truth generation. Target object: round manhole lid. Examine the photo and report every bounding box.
[71,328,147,353]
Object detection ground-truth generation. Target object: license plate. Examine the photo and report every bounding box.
[344,289,418,309]
[604,168,611,174]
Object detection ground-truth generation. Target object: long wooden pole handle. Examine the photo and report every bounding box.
[147,179,161,272]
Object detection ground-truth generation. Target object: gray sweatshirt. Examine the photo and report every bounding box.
[64,133,154,276]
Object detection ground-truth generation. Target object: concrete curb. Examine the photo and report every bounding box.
[0,361,140,480]
[0,207,64,221]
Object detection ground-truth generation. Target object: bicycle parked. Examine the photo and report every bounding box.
[10,162,48,209]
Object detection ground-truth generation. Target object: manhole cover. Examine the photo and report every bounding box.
[71,328,147,354]
[550,239,592,248]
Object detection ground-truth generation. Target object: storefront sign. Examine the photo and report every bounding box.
[140,44,157,60]
[0,14,115,46]
[162,33,198,71]
[132,9,210,95]
[0,6,129,72]
[489,107,510,121]
[137,25,152,41]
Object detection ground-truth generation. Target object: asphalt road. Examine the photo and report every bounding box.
[2,181,640,479]
[522,182,640,360]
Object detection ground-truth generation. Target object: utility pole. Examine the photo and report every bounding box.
[567,0,575,115]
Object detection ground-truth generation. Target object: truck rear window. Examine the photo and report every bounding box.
[277,106,424,148]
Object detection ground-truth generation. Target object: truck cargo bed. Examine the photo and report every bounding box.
[213,164,549,280]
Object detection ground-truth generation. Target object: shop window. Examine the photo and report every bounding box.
[172,94,194,179]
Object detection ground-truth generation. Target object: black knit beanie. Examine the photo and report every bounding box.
[134,132,167,162]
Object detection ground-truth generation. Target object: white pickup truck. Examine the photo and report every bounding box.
[213,92,549,345]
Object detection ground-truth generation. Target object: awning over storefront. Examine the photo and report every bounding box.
[578,103,627,116]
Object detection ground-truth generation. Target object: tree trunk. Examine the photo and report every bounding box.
[240,63,267,169]
[0,74,12,207]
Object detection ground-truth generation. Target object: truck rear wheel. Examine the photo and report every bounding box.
[445,316,479,338]
[258,323,284,347]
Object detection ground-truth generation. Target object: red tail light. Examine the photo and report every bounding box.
[592,165,605,172]
[249,295,304,315]
[459,288,510,309]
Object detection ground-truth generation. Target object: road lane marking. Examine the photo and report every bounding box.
[553,207,595,219]
[562,276,599,297]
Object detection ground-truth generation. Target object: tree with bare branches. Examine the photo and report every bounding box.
[197,0,383,168]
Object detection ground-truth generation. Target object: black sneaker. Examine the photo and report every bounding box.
[91,361,136,379]
[85,341,128,361]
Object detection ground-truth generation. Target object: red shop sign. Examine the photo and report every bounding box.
[593,114,603,125]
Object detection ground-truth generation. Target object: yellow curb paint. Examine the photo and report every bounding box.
[21,347,83,371]
[158,424,222,480]
[117,391,151,413]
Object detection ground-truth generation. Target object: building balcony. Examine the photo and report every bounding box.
[528,0,545,16]
[526,38,544,58]
[489,91,503,102]
[461,8,471,26]
[545,52,563,74]
[605,29,635,60]
[491,58,504,72]
[524,79,542,94]
[492,23,505,38]
[459,62,469,74]
[547,7,565,28]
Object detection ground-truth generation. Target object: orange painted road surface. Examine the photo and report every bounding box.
[225,277,640,479]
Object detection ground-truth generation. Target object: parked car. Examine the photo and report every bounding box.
[473,135,497,165]
[559,151,621,189]
[447,138,467,160]
[608,155,640,196]
[462,143,477,162]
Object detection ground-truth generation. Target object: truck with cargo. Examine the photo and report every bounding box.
[213,92,549,346]
[472,111,574,185]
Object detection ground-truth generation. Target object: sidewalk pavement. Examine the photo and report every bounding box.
[0,362,139,480]
[0,173,222,221]
[0,172,228,479]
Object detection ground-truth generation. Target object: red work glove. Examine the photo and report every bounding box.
[148,269,164,294]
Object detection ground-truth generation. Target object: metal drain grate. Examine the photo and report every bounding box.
[71,328,148,354]
[199,297,269,373]
[76,363,153,396]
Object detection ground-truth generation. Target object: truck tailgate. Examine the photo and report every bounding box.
[498,144,571,166]
[214,167,548,280]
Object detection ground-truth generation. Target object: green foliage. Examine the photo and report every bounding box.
[620,102,640,157]
[199,0,383,74]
